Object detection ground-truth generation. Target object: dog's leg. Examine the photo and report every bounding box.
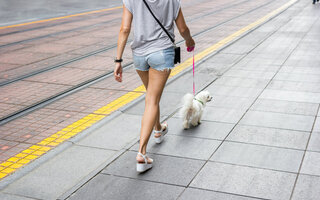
[198,113,203,124]
[183,114,190,129]
[191,116,199,127]
[183,120,190,129]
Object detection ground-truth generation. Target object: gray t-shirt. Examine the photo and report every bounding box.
[123,0,181,56]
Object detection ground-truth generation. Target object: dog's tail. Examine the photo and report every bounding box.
[180,93,194,117]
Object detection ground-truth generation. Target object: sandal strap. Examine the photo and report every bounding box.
[154,123,167,133]
[137,152,147,163]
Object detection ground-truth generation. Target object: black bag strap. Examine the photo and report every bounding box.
[142,0,175,44]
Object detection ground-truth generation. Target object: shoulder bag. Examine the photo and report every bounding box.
[142,0,181,64]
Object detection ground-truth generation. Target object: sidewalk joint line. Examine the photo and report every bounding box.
[186,186,271,200]
[209,160,298,175]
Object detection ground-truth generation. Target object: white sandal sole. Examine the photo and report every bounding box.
[136,163,152,172]
[154,134,164,144]
[136,152,153,173]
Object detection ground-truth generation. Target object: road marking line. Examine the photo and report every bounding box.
[0,0,297,179]
[0,6,123,30]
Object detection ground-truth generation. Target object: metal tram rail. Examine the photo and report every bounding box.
[0,0,278,125]
[0,0,255,86]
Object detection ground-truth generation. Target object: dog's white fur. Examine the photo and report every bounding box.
[180,91,212,129]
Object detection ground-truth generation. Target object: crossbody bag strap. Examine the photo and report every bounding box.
[142,0,175,44]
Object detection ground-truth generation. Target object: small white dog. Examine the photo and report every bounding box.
[180,91,212,129]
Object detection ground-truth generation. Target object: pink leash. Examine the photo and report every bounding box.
[188,47,195,95]
[192,50,195,95]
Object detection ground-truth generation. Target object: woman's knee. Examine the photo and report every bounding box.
[145,94,160,107]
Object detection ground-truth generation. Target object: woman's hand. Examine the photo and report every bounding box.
[186,38,195,49]
[114,62,123,82]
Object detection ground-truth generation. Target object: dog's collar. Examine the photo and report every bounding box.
[194,98,204,106]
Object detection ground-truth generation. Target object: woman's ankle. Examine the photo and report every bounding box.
[138,147,146,155]
[154,123,162,131]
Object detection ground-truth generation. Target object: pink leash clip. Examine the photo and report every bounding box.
[187,47,195,95]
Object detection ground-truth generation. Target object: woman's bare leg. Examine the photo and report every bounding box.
[137,68,171,155]
[136,70,162,134]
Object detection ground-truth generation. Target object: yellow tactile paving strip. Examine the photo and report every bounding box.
[0,0,297,180]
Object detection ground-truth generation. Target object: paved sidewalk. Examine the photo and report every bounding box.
[1,0,320,199]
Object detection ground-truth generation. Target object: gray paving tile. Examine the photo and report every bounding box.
[213,76,269,89]
[204,53,244,65]
[301,151,320,176]
[251,98,318,116]
[76,114,141,150]
[103,151,205,186]
[232,64,280,72]
[222,44,255,54]
[202,107,246,124]
[252,38,298,55]
[124,91,183,117]
[3,145,116,200]
[130,135,221,160]
[245,52,288,65]
[236,54,284,67]
[68,174,184,200]
[165,69,217,93]
[198,63,232,76]
[207,85,263,98]
[227,125,309,150]
[260,89,320,103]
[274,73,320,83]
[167,117,235,140]
[231,53,281,72]
[291,49,320,57]
[230,31,268,46]
[207,95,255,110]
[0,193,34,200]
[268,80,320,93]
[223,69,276,80]
[308,132,320,152]
[279,66,320,75]
[313,117,320,132]
[221,32,267,54]
[291,174,320,200]
[239,111,315,132]
[190,162,296,200]
[284,57,320,68]
[179,188,258,200]
[210,141,303,172]
[296,41,320,52]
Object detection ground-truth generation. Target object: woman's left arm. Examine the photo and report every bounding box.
[114,5,133,82]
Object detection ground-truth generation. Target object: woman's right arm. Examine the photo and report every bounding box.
[175,8,195,48]
[114,5,132,82]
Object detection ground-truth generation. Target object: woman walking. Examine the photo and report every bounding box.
[114,0,195,172]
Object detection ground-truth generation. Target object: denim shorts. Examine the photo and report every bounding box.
[133,47,175,71]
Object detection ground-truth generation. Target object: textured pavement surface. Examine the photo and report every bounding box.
[0,0,291,173]
[0,0,320,199]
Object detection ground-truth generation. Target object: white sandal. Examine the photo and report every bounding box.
[154,122,168,144]
[136,152,153,173]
